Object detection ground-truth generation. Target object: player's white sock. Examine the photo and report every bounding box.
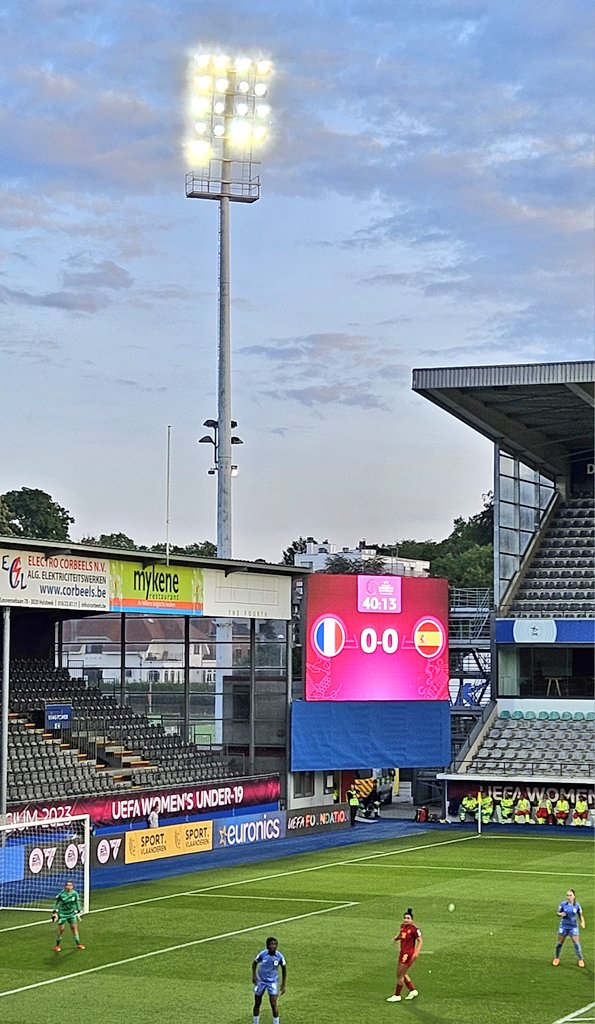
[273,1018,279,1024]
[253,1017,259,1024]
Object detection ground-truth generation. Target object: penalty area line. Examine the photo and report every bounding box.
[0,902,357,999]
[550,1001,595,1024]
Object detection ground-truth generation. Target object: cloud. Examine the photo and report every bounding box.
[263,384,390,411]
[62,258,133,290]
[0,283,108,312]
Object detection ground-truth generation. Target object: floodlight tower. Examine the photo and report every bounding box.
[185,52,272,558]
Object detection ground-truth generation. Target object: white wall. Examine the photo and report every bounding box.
[287,771,334,809]
[498,698,595,715]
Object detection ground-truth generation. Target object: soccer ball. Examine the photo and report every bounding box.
[448,902,455,913]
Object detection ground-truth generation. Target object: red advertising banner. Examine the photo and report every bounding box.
[5,775,281,828]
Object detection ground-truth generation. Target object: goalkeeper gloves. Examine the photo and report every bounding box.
[51,912,58,923]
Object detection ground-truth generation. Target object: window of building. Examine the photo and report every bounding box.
[232,684,250,721]
[293,771,315,798]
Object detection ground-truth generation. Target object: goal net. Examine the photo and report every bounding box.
[0,814,90,913]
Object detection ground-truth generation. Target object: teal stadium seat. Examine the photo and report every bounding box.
[538,711,549,720]
[524,710,536,719]
[573,712,585,720]
[512,710,523,719]
[549,711,560,720]
[499,710,511,719]
[561,711,572,720]
[586,712,595,721]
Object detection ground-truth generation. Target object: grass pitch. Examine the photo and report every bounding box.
[1,829,593,1024]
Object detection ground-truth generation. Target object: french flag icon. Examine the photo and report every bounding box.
[312,616,346,657]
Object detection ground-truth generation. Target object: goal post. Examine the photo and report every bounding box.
[0,814,91,913]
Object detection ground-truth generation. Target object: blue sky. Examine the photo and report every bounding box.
[1,1,592,561]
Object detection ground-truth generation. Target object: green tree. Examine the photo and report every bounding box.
[281,537,308,565]
[149,541,217,557]
[1,487,74,541]
[177,541,217,558]
[432,543,493,589]
[392,538,441,562]
[99,532,137,549]
[80,533,136,548]
[321,552,388,574]
[0,497,15,536]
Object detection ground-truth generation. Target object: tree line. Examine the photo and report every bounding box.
[282,493,494,588]
[0,485,493,586]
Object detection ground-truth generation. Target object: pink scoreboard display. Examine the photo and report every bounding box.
[305,574,449,702]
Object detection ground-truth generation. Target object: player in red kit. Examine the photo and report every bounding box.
[386,907,423,1002]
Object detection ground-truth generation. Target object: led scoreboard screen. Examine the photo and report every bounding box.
[305,574,449,702]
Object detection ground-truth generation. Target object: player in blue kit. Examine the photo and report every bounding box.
[252,936,287,1024]
[553,889,586,967]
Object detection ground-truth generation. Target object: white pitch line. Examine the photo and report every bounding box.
[551,1003,595,1024]
[0,902,356,1000]
[185,892,347,903]
[481,834,594,843]
[352,863,594,878]
[182,832,480,897]
[0,832,477,936]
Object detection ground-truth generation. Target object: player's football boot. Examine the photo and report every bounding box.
[76,944,85,950]
[552,958,560,966]
[406,990,419,999]
[386,995,401,1002]
[577,960,585,968]
[54,946,61,952]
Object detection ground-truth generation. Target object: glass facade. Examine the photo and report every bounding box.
[497,645,594,699]
[57,614,289,777]
[494,450,555,605]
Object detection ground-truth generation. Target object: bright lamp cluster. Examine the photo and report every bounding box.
[187,53,272,165]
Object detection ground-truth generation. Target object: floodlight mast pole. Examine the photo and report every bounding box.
[217,128,232,557]
[186,53,271,750]
[186,53,271,556]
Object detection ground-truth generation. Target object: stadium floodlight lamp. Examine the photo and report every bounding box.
[185,50,273,173]
[185,49,273,562]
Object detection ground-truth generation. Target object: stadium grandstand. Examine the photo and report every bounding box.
[0,547,303,825]
[413,360,594,822]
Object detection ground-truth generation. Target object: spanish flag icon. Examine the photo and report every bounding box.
[413,618,445,658]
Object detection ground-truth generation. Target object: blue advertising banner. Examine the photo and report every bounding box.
[212,810,286,850]
[44,703,73,730]
[496,619,595,644]
[291,699,451,770]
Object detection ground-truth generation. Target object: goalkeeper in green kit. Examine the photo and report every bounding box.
[52,880,85,952]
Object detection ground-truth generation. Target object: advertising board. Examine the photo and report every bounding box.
[0,550,291,620]
[213,810,286,849]
[286,804,349,835]
[5,776,281,828]
[124,822,213,864]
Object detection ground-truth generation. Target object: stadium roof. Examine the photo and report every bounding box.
[0,536,306,578]
[412,360,595,479]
